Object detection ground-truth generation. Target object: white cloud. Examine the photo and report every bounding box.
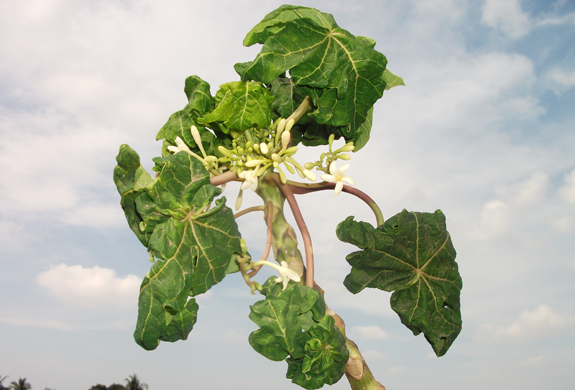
[546,68,575,94]
[519,355,547,367]
[0,316,73,331]
[476,304,575,343]
[478,200,511,239]
[481,0,530,38]
[496,171,549,206]
[37,263,141,309]
[559,168,575,204]
[534,12,575,27]
[350,325,390,340]
[549,215,575,234]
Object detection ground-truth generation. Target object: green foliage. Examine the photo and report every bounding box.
[198,81,274,133]
[113,3,460,390]
[249,278,348,389]
[113,145,242,350]
[9,378,31,390]
[337,210,462,356]
[235,4,399,150]
[155,75,229,159]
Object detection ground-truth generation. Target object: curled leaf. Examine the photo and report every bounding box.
[113,145,242,350]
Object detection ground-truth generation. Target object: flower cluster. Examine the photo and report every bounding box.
[219,118,316,194]
[167,123,357,200]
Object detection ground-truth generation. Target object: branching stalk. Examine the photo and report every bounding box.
[234,205,265,219]
[287,180,385,227]
[210,170,238,186]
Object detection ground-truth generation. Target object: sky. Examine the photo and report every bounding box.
[1,0,574,389]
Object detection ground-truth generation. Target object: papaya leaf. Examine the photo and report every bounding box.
[113,146,242,350]
[382,68,405,90]
[236,12,387,143]
[351,107,373,152]
[113,144,155,246]
[336,209,462,357]
[156,75,230,159]
[249,297,307,361]
[183,75,215,116]
[249,280,346,389]
[198,81,274,133]
[243,4,339,46]
[286,315,348,390]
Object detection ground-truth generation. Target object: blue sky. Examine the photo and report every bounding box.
[1,0,574,389]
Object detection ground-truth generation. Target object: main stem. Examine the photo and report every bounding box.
[256,174,305,280]
[256,173,385,390]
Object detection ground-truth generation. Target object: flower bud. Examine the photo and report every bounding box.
[235,190,243,211]
[276,118,287,134]
[285,118,295,133]
[281,130,291,150]
[260,142,269,154]
[303,169,316,181]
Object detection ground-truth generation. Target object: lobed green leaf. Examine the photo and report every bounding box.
[286,315,348,390]
[156,75,230,159]
[243,4,339,46]
[198,81,274,133]
[337,209,462,356]
[249,279,346,389]
[236,7,388,147]
[113,145,242,350]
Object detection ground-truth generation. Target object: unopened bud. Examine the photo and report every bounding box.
[281,131,291,150]
[260,142,269,154]
[285,118,295,133]
[236,190,244,211]
[276,118,287,134]
[284,162,295,174]
[303,169,316,181]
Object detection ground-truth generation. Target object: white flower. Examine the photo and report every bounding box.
[167,136,193,154]
[321,162,355,197]
[254,260,301,291]
[239,169,258,191]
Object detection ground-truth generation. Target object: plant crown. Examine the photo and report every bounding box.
[113,5,462,390]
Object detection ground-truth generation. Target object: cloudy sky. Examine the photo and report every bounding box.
[1,0,574,389]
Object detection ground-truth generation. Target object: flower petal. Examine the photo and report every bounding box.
[341,176,355,186]
[329,162,339,176]
[321,174,337,183]
[334,181,344,197]
[339,164,350,174]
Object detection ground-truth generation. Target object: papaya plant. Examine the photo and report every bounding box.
[113,5,462,390]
